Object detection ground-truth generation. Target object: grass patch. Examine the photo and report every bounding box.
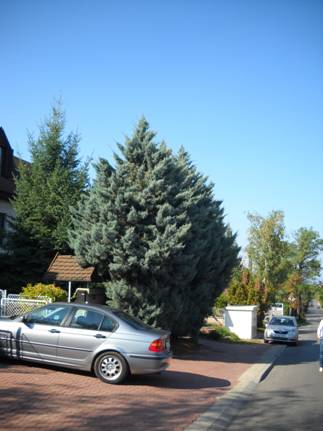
[201,324,241,343]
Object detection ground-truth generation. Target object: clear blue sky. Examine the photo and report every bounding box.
[1,0,322,254]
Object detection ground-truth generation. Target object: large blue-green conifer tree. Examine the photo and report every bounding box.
[69,118,239,335]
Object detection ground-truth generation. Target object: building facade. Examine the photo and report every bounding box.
[0,127,20,239]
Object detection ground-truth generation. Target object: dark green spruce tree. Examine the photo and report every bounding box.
[0,102,88,291]
[69,118,239,336]
[173,149,240,335]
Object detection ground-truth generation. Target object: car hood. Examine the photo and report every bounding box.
[0,317,21,331]
[268,325,296,331]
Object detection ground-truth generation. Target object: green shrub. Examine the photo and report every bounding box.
[20,283,67,302]
[213,292,228,314]
[202,324,240,342]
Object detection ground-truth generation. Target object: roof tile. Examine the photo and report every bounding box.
[44,254,96,282]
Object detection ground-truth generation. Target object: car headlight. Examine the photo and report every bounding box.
[266,329,274,336]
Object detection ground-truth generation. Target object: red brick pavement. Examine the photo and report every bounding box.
[0,340,270,431]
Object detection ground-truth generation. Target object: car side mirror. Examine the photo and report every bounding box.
[22,315,29,324]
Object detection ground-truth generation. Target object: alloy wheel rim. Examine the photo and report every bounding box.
[100,356,122,380]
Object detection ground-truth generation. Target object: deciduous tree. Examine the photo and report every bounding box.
[246,211,288,302]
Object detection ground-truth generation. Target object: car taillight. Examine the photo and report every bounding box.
[149,338,165,352]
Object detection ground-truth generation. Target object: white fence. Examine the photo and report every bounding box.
[0,297,51,317]
[7,293,50,301]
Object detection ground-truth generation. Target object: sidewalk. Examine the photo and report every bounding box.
[0,338,283,431]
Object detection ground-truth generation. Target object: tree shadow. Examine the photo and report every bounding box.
[299,328,316,335]
[0,369,231,431]
[227,388,323,431]
[1,358,230,390]
[128,370,230,390]
[273,339,319,366]
[174,338,277,366]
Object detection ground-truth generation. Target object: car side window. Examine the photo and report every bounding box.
[25,305,70,326]
[100,316,117,332]
[70,308,104,330]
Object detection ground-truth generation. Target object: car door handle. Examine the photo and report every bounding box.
[94,334,106,339]
[48,329,60,333]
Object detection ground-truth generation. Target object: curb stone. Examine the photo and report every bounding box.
[185,344,286,431]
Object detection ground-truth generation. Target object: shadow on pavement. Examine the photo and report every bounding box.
[299,328,316,335]
[175,338,276,366]
[128,370,230,390]
[1,358,230,390]
[0,372,231,431]
[0,355,13,369]
[0,357,95,377]
[227,388,323,431]
[274,340,319,366]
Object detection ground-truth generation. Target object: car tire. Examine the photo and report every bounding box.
[264,339,269,344]
[94,351,129,384]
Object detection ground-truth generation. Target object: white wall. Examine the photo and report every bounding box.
[224,305,258,339]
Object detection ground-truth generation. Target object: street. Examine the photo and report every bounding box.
[226,308,323,431]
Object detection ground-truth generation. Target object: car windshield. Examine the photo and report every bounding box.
[113,310,152,330]
[270,317,295,327]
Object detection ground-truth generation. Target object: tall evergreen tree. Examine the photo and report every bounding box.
[0,103,88,291]
[172,148,240,335]
[69,118,239,336]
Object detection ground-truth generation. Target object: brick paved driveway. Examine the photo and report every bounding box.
[0,340,270,431]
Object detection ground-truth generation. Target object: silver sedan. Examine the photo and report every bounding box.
[0,302,172,384]
[264,315,298,346]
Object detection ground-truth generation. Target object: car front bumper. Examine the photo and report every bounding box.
[264,335,298,343]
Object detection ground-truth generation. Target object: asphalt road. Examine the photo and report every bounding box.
[226,307,323,431]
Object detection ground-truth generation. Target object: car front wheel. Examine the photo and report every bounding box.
[94,351,128,384]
